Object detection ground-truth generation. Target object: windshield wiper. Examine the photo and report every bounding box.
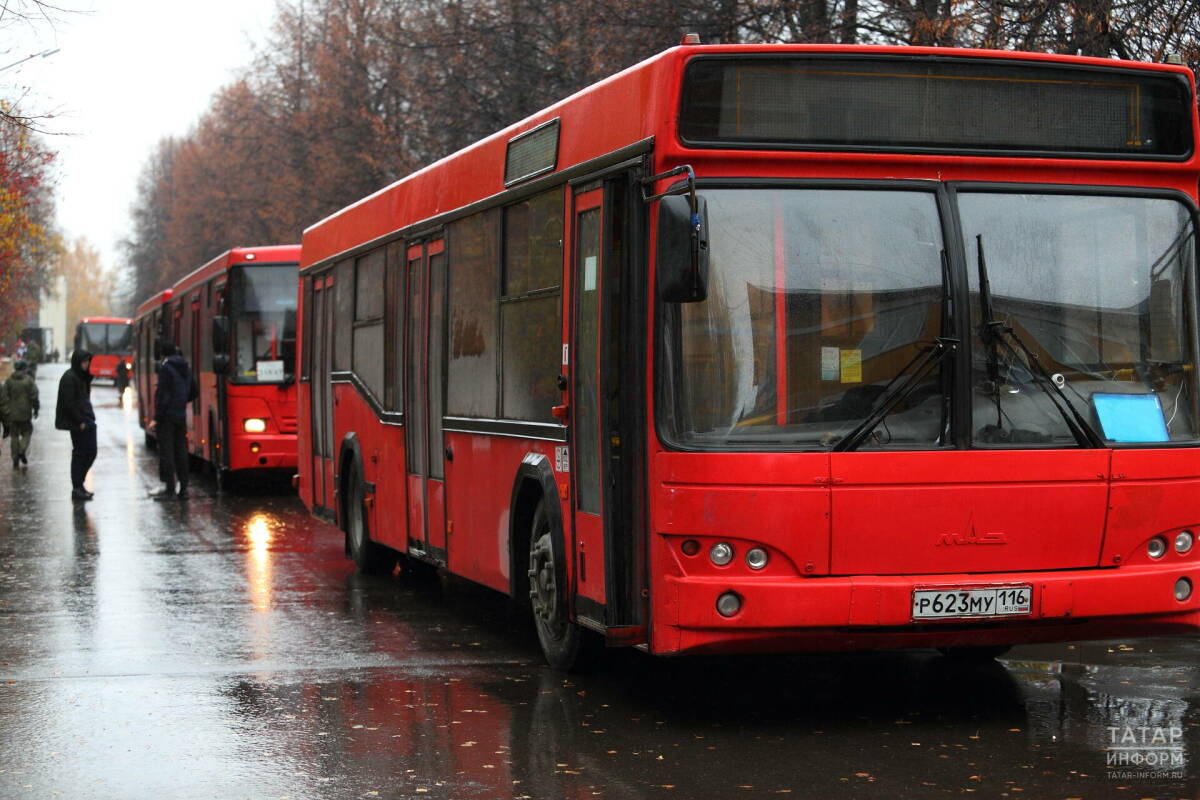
[833,337,958,452]
[975,235,1104,448]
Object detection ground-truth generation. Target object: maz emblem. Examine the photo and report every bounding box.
[936,525,1008,546]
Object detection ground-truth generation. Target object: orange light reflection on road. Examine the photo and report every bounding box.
[245,514,278,614]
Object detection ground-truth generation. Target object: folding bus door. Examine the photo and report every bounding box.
[189,293,202,455]
[310,274,336,515]
[405,239,448,563]
[569,176,644,637]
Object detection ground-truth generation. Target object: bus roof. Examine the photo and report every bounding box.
[79,317,132,325]
[300,42,1198,270]
[171,244,301,297]
[134,289,173,320]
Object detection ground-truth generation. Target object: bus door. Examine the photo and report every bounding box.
[569,177,644,638]
[189,293,202,453]
[405,239,448,563]
[310,273,336,515]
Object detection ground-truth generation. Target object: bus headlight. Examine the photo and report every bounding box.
[709,542,734,566]
[1147,537,1167,559]
[243,418,267,433]
[1175,531,1194,555]
[745,547,769,570]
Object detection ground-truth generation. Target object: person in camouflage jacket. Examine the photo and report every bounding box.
[3,359,39,468]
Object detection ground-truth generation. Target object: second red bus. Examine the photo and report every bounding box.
[133,245,301,480]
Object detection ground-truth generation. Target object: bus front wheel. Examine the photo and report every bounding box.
[346,468,392,575]
[528,500,587,670]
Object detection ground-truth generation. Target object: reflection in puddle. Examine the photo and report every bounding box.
[244,513,277,614]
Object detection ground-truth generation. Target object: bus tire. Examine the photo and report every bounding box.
[345,467,392,575]
[937,645,1012,660]
[528,499,590,670]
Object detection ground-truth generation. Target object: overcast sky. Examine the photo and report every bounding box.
[7,0,277,279]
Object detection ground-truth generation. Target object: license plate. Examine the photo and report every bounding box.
[912,585,1032,620]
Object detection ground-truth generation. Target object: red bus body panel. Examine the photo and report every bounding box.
[297,43,1200,657]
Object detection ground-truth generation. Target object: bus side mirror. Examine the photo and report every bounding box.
[657,194,709,303]
[212,316,229,354]
[212,352,230,374]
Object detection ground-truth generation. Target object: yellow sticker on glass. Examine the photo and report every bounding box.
[840,349,862,383]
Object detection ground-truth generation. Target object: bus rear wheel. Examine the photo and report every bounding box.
[528,500,588,670]
[346,467,393,575]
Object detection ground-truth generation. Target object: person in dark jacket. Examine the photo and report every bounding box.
[56,350,96,500]
[150,346,197,500]
[4,359,39,468]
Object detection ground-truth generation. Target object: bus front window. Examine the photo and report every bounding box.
[79,323,108,353]
[961,193,1199,445]
[661,188,948,450]
[107,323,133,354]
[229,265,297,383]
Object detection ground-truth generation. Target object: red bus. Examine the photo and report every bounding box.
[297,42,1200,668]
[134,245,301,480]
[74,316,133,380]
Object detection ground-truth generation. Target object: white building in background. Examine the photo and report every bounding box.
[38,274,68,361]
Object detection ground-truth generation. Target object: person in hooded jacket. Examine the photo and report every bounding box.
[149,345,197,500]
[3,359,39,468]
[56,350,96,500]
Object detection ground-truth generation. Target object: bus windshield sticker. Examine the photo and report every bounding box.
[820,347,839,381]
[839,349,862,383]
[257,360,285,382]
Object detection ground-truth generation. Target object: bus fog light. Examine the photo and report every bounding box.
[709,542,734,566]
[1147,537,1167,559]
[716,592,741,617]
[1175,531,1194,555]
[1175,577,1193,602]
[250,442,261,454]
[745,547,769,570]
[243,418,267,433]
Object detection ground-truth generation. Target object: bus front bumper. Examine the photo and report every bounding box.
[661,566,1200,655]
[226,433,298,472]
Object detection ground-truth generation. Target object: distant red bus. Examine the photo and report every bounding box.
[298,42,1200,668]
[134,245,301,479]
[74,317,133,380]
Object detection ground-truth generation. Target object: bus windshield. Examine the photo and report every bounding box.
[79,322,132,355]
[963,192,1197,446]
[229,265,297,383]
[660,188,1199,450]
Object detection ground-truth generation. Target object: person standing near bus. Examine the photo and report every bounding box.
[4,360,39,468]
[149,345,197,500]
[25,339,41,378]
[56,349,96,500]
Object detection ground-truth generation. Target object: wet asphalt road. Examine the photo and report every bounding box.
[1,364,1198,800]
